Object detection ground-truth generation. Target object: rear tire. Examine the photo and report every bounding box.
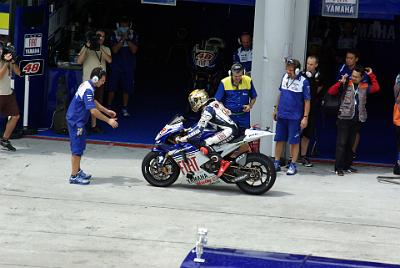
[236,153,276,195]
[142,151,180,187]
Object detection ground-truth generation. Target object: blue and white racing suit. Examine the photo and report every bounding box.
[185,99,238,146]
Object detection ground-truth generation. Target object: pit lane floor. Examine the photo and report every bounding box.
[0,138,399,268]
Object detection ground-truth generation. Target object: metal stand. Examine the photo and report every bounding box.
[22,75,37,135]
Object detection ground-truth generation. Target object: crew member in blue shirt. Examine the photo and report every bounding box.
[66,67,118,185]
[273,59,311,176]
[214,63,257,135]
[233,32,252,76]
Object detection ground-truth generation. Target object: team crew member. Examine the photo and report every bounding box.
[299,55,324,167]
[66,67,118,185]
[233,32,253,76]
[273,59,311,175]
[214,63,257,134]
[176,89,238,177]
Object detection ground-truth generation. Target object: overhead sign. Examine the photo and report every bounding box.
[23,33,42,56]
[141,0,176,6]
[19,59,44,76]
[322,0,359,18]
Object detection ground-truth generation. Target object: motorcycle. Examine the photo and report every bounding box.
[141,115,276,195]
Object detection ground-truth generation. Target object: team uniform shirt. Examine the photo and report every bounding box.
[215,75,257,113]
[233,47,252,73]
[277,74,311,120]
[81,45,111,81]
[66,81,96,128]
[336,64,368,82]
[215,75,257,129]
[110,29,139,72]
[0,61,12,95]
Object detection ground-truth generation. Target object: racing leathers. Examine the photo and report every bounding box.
[178,99,239,177]
[180,99,238,146]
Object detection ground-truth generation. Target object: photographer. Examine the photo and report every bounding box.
[0,43,21,151]
[327,65,380,176]
[77,30,112,133]
[107,16,139,117]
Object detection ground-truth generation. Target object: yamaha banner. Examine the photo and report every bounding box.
[322,0,359,18]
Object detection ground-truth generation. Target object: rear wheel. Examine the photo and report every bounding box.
[236,153,276,195]
[141,151,180,187]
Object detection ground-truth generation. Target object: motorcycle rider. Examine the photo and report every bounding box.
[176,89,239,177]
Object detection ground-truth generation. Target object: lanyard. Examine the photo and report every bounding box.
[95,50,103,67]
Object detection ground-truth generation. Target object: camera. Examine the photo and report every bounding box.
[85,31,101,51]
[0,41,18,62]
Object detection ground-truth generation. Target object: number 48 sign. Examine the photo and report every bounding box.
[19,59,44,76]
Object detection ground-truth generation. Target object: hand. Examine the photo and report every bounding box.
[339,74,348,84]
[300,117,308,130]
[365,67,372,75]
[243,105,251,113]
[76,128,83,136]
[107,109,117,118]
[175,136,187,143]
[273,110,277,122]
[222,107,231,115]
[108,118,118,128]
[3,53,12,62]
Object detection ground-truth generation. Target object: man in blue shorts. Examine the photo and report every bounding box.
[66,67,119,185]
[273,59,311,175]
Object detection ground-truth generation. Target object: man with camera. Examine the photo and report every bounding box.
[77,29,112,133]
[0,43,21,151]
[107,16,139,117]
[327,65,380,176]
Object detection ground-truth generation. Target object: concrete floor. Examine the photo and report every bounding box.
[0,138,399,268]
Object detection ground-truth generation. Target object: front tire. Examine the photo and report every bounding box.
[236,153,276,195]
[141,151,180,187]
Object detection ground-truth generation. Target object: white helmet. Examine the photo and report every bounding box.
[188,89,209,112]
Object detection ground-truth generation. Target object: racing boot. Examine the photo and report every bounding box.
[199,144,231,177]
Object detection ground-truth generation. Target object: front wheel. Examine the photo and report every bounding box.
[236,153,276,195]
[141,151,180,187]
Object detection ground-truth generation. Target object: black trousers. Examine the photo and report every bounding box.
[396,126,400,152]
[335,119,359,171]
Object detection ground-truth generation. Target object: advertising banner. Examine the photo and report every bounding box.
[322,0,359,18]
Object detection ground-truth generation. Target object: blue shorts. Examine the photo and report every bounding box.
[108,70,135,94]
[274,118,301,144]
[67,123,87,156]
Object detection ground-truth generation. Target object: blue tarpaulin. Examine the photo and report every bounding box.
[311,0,400,20]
